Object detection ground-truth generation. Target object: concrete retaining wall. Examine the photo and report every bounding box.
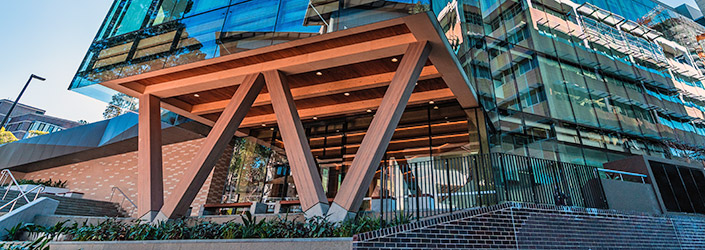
[50,238,352,250]
[0,197,58,239]
[601,178,662,214]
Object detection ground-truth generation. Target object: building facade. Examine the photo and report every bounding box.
[0,99,81,139]
[6,0,701,220]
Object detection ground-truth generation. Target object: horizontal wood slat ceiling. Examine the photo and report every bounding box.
[98,13,478,129]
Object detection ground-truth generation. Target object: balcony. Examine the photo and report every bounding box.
[656,124,676,141]
[616,114,642,136]
[660,99,689,118]
[575,46,599,68]
[638,120,661,139]
[614,58,637,79]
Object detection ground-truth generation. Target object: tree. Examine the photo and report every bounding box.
[103,93,137,119]
[0,127,18,145]
[25,130,49,139]
[77,120,88,125]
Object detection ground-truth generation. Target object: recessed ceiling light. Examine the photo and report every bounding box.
[366,109,372,113]
[344,92,350,96]
[261,124,267,127]
[316,71,323,76]
[193,94,200,97]
[270,128,275,131]
[336,129,340,132]
[313,116,318,120]
[433,106,439,110]
[428,101,435,104]
[415,82,418,86]
[391,58,399,62]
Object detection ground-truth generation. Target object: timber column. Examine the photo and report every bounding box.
[137,94,165,221]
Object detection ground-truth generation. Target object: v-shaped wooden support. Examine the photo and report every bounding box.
[160,73,265,219]
[264,70,329,216]
[328,41,432,221]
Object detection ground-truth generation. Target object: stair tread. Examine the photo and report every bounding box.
[0,188,129,217]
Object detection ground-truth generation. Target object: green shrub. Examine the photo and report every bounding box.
[3,212,411,245]
[9,179,68,188]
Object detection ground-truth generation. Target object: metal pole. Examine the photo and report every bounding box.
[1,74,46,130]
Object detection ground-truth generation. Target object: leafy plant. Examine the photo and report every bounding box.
[11,178,67,188]
[3,213,413,245]
[4,223,26,241]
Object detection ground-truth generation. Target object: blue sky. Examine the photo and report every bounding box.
[0,0,699,123]
[0,1,113,123]
[662,0,698,8]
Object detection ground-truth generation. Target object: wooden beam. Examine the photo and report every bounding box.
[240,88,453,127]
[330,41,431,217]
[101,18,408,88]
[405,13,479,108]
[160,73,265,219]
[141,34,416,98]
[264,70,328,214]
[137,94,164,219]
[190,66,440,115]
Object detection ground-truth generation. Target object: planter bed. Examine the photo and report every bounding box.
[49,238,352,250]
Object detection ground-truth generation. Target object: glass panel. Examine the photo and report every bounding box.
[538,57,575,122]
[113,0,151,36]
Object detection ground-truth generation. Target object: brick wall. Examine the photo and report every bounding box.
[354,203,705,249]
[21,138,233,217]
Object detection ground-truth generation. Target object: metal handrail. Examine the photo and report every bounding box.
[0,169,31,203]
[109,187,137,212]
[0,184,44,213]
[598,168,647,183]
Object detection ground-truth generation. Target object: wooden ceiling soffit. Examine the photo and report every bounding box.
[131,35,415,98]
[98,13,479,127]
[240,88,453,127]
[189,66,440,115]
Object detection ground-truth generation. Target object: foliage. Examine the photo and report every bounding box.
[3,212,411,245]
[103,93,137,119]
[226,137,275,202]
[1,221,71,250]
[13,178,67,188]
[25,130,49,139]
[409,1,430,14]
[0,127,18,145]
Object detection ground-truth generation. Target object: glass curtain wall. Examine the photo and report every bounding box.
[459,0,705,167]
[221,100,484,211]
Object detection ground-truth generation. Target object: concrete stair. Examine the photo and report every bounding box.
[0,189,129,217]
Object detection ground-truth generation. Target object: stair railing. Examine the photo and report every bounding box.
[110,187,137,214]
[0,184,44,212]
[0,169,32,203]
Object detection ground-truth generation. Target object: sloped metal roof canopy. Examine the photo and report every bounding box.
[0,113,205,172]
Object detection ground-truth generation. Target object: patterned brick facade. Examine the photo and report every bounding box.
[20,138,233,217]
[354,203,705,249]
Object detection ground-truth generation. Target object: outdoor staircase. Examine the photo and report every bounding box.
[0,188,129,217]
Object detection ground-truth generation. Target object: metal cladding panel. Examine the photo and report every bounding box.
[0,113,167,169]
[99,113,137,146]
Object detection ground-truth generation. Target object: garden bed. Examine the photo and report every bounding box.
[49,238,352,250]
[0,212,408,249]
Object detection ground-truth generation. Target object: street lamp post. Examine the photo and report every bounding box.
[0,74,46,130]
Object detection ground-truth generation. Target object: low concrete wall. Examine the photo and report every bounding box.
[33,214,133,228]
[0,197,58,239]
[50,238,352,250]
[601,179,662,214]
